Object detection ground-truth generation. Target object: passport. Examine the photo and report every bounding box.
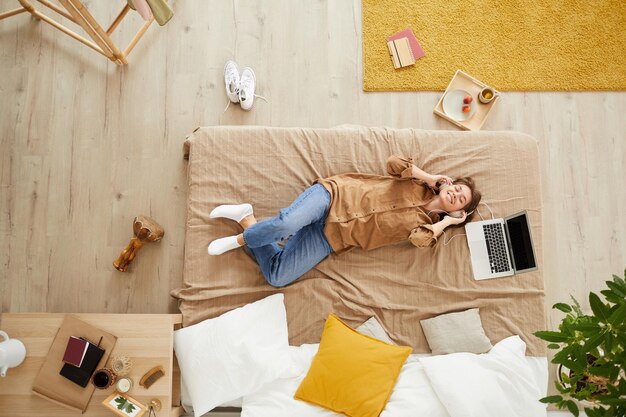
[62,336,89,367]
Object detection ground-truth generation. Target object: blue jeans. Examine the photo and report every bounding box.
[243,184,333,287]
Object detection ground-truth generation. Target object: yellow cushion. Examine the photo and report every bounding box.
[294,314,412,417]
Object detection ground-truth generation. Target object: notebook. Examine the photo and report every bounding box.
[62,336,89,367]
[387,28,425,60]
[387,37,415,69]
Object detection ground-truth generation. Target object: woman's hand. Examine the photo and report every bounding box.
[446,211,467,226]
[425,174,453,190]
[429,212,468,238]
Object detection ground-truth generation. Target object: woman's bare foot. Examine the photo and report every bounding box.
[239,214,257,229]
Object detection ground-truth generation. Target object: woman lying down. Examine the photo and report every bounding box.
[208,155,481,287]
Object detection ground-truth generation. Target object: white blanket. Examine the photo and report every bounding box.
[240,336,547,417]
[420,336,547,417]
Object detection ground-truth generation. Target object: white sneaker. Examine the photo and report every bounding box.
[224,60,240,103]
[238,67,256,111]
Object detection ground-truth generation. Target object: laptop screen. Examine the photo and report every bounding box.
[505,213,537,272]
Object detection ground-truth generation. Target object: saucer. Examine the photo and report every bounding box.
[442,89,476,122]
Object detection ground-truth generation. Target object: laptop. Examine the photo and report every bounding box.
[465,211,538,280]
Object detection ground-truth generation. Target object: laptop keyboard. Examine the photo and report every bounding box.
[483,224,511,274]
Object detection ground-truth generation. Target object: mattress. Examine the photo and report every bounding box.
[170,125,546,356]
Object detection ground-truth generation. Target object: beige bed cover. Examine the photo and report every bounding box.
[170,125,546,356]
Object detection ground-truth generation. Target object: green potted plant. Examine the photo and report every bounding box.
[534,269,626,417]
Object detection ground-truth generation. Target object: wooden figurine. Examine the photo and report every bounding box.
[113,215,164,272]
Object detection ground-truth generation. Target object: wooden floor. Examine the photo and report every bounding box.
[1,0,624,367]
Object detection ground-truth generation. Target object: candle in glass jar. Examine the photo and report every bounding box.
[116,377,133,393]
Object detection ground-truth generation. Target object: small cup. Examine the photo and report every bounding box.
[478,86,499,104]
[92,368,116,389]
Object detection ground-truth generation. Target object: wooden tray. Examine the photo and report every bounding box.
[433,70,500,131]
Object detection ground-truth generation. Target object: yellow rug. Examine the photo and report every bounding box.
[362,0,626,91]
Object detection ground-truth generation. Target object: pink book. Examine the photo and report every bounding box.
[387,28,425,60]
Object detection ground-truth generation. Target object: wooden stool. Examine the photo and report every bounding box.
[0,0,157,65]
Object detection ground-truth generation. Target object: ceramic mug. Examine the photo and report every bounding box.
[478,86,499,104]
[92,368,116,389]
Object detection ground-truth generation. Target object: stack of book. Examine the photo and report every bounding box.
[387,28,425,69]
[60,336,105,387]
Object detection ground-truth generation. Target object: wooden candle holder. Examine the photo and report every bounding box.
[113,215,164,272]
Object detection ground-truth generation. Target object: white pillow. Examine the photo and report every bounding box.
[419,336,546,417]
[179,375,243,414]
[380,356,449,417]
[241,344,339,417]
[174,294,299,417]
[241,345,450,417]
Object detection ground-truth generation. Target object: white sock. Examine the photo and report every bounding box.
[208,236,242,255]
[209,203,253,223]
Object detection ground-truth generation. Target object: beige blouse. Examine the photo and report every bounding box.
[315,155,440,254]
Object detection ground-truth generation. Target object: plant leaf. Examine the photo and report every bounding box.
[582,332,605,353]
[587,363,615,378]
[583,407,602,417]
[606,281,626,299]
[571,295,584,316]
[601,289,622,305]
[547,343,561,349]
[598,397,626,406]
[534,330,569,343]
[605,332,614,354]
[555,379,569,394]
[571,323,601,335]
[590,292,610,323]
[612,273,626,291]
[565,400,580,416]
[561,358,585,373]
[553,302,573,313]
[539,395,563,403]
[114,397,127,410]
[553,345,574,364]
[608,303,626,326]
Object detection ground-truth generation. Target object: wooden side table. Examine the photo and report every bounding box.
[0,313,183,417]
